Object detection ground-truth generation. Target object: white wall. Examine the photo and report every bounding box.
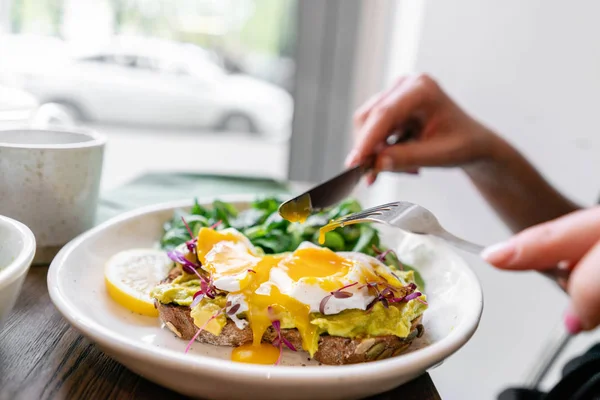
[365,0,600,398]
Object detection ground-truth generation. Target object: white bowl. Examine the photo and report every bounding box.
[0,215,36,330]
[48,196,483,400]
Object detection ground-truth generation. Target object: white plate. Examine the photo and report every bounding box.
[48,195,483,400]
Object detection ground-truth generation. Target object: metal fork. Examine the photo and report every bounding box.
[335,201,573,389]
[336,201,571,285]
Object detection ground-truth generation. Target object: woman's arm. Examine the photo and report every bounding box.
[346,74,580,232]
[464,134,580,232]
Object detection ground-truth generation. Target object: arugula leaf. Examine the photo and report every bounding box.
[230,208,268,230]
[190,198,209,216]
[352,225,379,253]
[252,230,292,254]
[327,198,362,220]
[251,197,281,214]
[160,227,190,250]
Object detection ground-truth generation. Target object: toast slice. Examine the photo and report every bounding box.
[155,269,425,365]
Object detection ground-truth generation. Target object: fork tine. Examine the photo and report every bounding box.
[336,202,402,222]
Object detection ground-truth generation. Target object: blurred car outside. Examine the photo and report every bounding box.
[0,35,293,138]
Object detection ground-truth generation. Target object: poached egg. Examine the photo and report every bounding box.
[193,227,411,364]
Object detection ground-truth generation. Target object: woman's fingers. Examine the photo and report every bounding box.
[482,207,600,332]
[346,74,436,167]
[566,238,600,332]
[373,134,473,171]
[353,77,407,129]
[481,207,600,270]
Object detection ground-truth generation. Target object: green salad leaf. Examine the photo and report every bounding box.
[160,197,424,286]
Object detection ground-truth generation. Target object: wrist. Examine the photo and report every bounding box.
[462,129,515,175]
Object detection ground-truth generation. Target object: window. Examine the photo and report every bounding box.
[0,0,390,187]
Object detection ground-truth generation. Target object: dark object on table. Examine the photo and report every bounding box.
[498,344,600,400]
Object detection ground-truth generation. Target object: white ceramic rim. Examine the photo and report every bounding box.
[0,215,36,287]
[0,127,106,149]
[48,195,483,384]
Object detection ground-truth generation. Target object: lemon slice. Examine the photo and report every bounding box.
[105,248,173,317]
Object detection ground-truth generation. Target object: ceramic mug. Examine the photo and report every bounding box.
[0,128,105,264]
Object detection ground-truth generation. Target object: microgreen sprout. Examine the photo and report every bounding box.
[185,309,223,353]
[318,282,358,314]
[268,306,297,365]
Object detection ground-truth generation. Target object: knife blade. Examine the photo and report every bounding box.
[278,123,420,222]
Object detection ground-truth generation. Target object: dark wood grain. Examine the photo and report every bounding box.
[0,267,440,400]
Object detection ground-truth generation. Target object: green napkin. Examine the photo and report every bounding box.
[97,172,290,223]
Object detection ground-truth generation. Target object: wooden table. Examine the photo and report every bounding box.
[0,173,441,400]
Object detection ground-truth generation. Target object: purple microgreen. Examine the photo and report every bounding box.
[185,239,197,254]
[332,291,353,299]
[226,301,231,307]
[367,282,381,296]
[200,278,216,299]
[185,310,222,353]
[417,298,428,305]
[366,297,378,311]
[272,319,281,331]
[269,314,296,365]
[360,282,378,290]
[372,244,383,255]
[210,220,222,229]
[247,269,256,274]
[281,337,297,352]
[376,249,393,262]
[190,290,205,308]
[372,246,404,270]
[319,294,332,314]
[181,217,199,254]
[337,282,358,291]
[390,272,402,282]
[381,297,389,308]
[227,303,241,315]
[404,292,422,301]
[181,216,194,239]
[362,278,423,310]
[167,250,203,279]
[318,282,358,314]
[182,264,200,277]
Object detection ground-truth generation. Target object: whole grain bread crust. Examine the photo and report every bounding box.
[155,268,424,365]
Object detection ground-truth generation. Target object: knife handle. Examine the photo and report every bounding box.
[362,120,421,171]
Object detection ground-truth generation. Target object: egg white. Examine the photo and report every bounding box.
[202,228,261,292]
[225,293,249,330]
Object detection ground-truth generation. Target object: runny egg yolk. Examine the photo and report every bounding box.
[195,227,368,363]
[231,343,281,364]
[318,220,345,245]
[277,194,312,223]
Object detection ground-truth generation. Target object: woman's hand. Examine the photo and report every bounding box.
[482,206,600,333]
[346,74,500,184]
[349,74,580,232]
